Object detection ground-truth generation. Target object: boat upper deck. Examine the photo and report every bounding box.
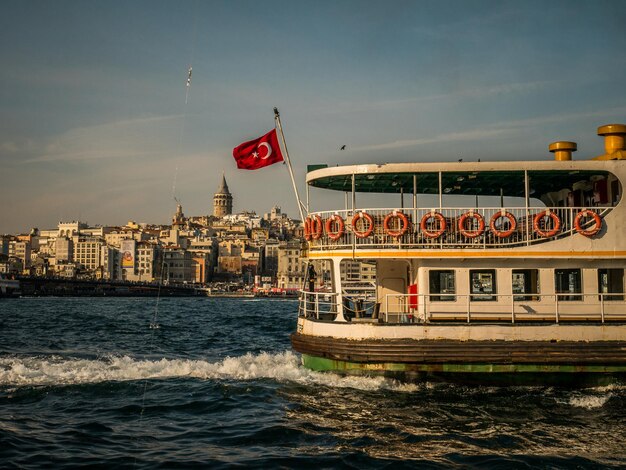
[306,160,622,196]
[303,159,625,257]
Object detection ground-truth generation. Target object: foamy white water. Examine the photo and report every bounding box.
[567,392,613,409]
[0,351,419,392]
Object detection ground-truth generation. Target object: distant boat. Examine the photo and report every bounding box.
[292,123,626,386]
[0,274,20,298]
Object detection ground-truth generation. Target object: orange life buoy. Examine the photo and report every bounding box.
[303,217,312,241]
[352,212,375,238]
[533,210,561,238]
[420,211,446,239]
[383,211,409,238]
[458,211,485,238]
[574,210,602,237]
[325,214,345,241]
[489,211,517,238]
[310,215,323,240]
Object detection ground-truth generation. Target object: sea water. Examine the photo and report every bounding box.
[0,297,624,468]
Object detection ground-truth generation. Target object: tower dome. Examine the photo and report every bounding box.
[213,173,233,217]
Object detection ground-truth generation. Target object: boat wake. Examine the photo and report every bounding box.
[0,351,418,392]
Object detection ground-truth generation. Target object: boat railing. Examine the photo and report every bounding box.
[306,206,611,250]
[385,292,626,323]
[297,290,626,324]
[298,291,339,321]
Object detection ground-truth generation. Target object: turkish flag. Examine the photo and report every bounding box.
[232,129,284,170]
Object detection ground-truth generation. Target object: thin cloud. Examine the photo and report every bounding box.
[347,105,626,153]
[315,80,556,116]
[352,128,514,152]
[495,106,626,130]
[26,114,185,163]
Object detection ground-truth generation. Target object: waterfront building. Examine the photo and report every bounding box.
[105,228,148,247]
[55,237,74,263]
[270,205,282,220]
[261,239,280,277]
[162,247,193,284]
[191,252,211,284]
[135,242,159,282]
[277,240,306,290]
[9,240,31,271]
[217,256,242,278]
[188,215,211,227]
[0,236,10,256]
[57,221,87,238]
[250,227,269,245]
[35,238,55,258]
[81,226,113,238]
[338,260,377,284]
[188,237,218,282]
[38,229,58,239]
[73,237,105,274]
[241,246,260,284]
[99,245,119,280]
[55,263,77,278]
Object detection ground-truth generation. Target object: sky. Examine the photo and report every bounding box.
[1,0,626,233]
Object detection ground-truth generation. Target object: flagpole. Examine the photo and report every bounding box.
[274,107,306,222]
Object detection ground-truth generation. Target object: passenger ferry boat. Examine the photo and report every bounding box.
[291,124,626,385]
[0,274,20,298]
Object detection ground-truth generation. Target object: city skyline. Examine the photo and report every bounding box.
[2,0,626,233]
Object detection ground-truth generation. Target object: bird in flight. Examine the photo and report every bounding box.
[340,145,346,150]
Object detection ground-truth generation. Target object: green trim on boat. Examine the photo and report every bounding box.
[301,354,626,374]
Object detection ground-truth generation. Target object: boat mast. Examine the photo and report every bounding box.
[274,107,306,222]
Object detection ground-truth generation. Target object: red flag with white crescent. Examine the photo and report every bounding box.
[232,129,284,170]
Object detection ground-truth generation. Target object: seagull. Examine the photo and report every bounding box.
[340,145,346,150]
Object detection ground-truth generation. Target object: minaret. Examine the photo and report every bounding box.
[213,173,233,217]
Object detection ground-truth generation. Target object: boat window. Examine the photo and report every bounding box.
[429,270,455,302]
[512,269,539,301]
[555,269,582,301]
[470,269,497,301]
[598,269,624,301]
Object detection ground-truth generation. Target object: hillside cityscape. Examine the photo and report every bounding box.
[0,175,320,293]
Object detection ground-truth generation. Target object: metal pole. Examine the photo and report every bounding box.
[274,108,306,222]
[511,294,515,324]
[600,293,605,323]
[315,292,320,320]
[351,173,356,254]
[385,294,389,323]
[555,294,559,323]
[524,170,530,246]
[413,174,418,234]
[438,171,443,209]
[351,173,356,212]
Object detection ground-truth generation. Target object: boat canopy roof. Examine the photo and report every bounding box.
[306,162,615,197]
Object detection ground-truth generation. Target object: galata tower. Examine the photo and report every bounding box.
[213,173,233,217]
